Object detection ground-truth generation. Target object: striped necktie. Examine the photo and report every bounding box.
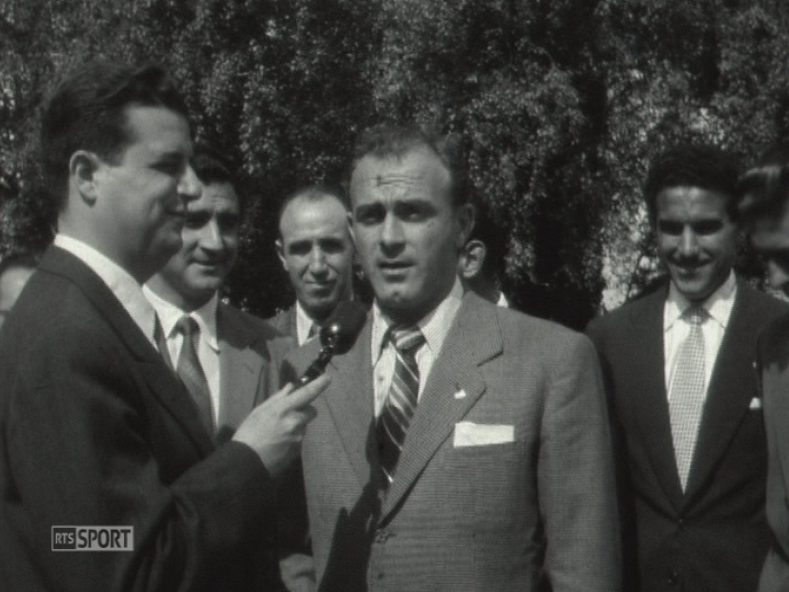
[669,305,708,490]
[378,325,425,484]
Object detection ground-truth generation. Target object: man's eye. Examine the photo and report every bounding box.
[693,221,723,235]
[287,243,311,256]
[355,207,384,225]
[658,221,682,235]
[154,161,183,176]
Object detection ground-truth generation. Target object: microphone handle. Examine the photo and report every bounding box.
[297,347,334,386]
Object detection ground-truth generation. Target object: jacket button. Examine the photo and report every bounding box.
[668,571,679,586]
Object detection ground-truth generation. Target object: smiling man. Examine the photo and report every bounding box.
[587,144,788,592]
[145,148,292,442]
[273,185,355,344]
[284,124,620,591]
[0,60,326,592]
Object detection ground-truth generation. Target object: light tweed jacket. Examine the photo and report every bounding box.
[283,292,620,592]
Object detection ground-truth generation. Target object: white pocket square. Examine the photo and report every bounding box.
[453,421,514,447]
[749,397,763,410]
[454,389,467,399]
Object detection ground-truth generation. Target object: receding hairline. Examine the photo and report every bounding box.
[277,188,351,238]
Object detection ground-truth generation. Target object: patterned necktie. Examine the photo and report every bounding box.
[378,326,425,483]
[175,315,214,435]
[669,305,708,490]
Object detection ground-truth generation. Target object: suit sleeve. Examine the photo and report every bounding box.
[4,321,277,592]
[538,333,622,592]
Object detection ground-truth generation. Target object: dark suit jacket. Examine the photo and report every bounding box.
[755,312,789,592]
[586,279,788,592]
[283,292,620,592]
[0,247,278,592]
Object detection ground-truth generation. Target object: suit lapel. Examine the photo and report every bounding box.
[627,289,685,510]
[684,284,759,499]
[216,305,265,431]
[382,294,500,520]
[322,316,380,489]
[762,333,789,497]
[42,247,215,456]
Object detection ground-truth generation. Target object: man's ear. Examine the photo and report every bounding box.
[459,239,486,280]
[455,202,476,248]
[69,151,101,205]
[275,238,288,270]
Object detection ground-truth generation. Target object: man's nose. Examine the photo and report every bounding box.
[678,227,699,257]
[179,165,202,202]
[198,219,223,250]
[380,214,405,248]
[308,247,328,274]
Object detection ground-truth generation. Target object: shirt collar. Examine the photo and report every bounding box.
[295,300,317,344]
[664,270,737,331]
[372,277,464,363]
[54,234,157,345]
[143,285,220,351]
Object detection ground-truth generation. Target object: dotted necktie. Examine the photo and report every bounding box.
[669,305,708,490]
[175,315,214,435]
[378,326,425,484]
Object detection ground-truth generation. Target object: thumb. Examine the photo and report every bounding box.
[285,373,331,409]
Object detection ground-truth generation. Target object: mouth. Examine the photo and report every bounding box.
[671,260,711,275]
[378,260,412,278]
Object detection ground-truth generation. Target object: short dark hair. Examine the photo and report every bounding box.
[277,184,350,239]
[348,123,470,207]
[41,60,189,211]
[0,252,38,281]
[737,143,789,219]
[643,144,741,226]
[191,145,244,214]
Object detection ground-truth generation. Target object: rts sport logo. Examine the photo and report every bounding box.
[52,526,133,551]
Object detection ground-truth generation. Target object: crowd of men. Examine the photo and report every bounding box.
[2,58,789,592]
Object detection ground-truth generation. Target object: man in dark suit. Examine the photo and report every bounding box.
[587,144,788,592]
[284,124,620,591]
[271,186,355,344]
[737,143,789,592]
[0,59,326,592]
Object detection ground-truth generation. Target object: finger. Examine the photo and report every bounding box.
[270,383,296,400]
[286,374,330,408]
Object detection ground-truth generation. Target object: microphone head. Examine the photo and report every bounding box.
[320,301,367,354]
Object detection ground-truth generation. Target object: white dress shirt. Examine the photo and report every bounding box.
[371,278,464,417]
[664,271,737,400]
[143,286,222,426]
[296,301,318,346]
[54,234,157,347]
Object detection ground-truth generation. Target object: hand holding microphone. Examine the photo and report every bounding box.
[234,301,366,476]
[298,300,367,385]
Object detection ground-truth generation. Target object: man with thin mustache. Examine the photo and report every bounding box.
[587,144,788,591]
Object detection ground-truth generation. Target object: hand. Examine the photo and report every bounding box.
[233,374,329,478]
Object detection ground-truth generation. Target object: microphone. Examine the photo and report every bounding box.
[297,301,367,385]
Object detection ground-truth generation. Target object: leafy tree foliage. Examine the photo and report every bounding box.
[2,0,788,327]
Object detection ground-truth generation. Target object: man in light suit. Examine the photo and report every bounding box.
[284,124,620,591]
[272,186,355,344]
[737,143,789,592]
[587,144,788,592]
[0,59,326,592]
[145,147,291,443]
[0,252,37,332]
